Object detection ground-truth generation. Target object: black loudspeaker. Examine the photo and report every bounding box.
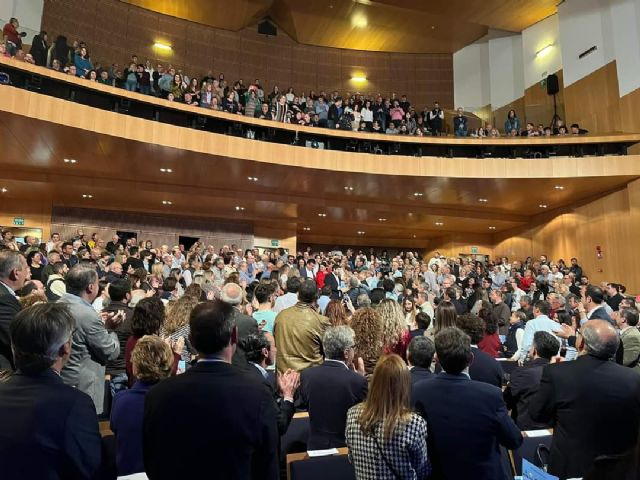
[547,74,559,95]
[258,20,277,37]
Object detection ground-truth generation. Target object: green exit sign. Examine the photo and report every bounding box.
[270,239,280,247]
[471,246,479,254]
[13,217,25,226]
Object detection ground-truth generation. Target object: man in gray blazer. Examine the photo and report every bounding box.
[59,265,121,414]
[616,307,640,373]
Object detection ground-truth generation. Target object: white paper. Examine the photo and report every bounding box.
[117,473,149,480]
[307,448,339,457]
[524,429,552,437]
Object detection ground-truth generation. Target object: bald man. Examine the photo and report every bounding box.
[529,320,640,479]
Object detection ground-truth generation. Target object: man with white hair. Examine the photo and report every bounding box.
[529,320,640,479]
[0,250,31,369]
[219,282,258,370]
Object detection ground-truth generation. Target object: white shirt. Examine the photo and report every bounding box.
[274,292,298,313]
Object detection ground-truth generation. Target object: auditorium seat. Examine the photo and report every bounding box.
[287,448,355,480]
[512,430,553,475]
[281,412,310,458]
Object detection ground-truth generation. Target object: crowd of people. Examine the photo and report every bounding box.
[2,17,590,138]
[0,228,639,480]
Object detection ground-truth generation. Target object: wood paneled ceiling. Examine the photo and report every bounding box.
[0,110,637,248]
[119,0,558,53]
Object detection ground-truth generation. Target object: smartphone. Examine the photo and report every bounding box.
[177,360,186,374]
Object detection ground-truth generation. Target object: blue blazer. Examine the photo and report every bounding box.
[111,380,155,476]
[412,373,522,480]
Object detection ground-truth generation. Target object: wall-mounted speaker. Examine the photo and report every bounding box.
[547,73,559,95]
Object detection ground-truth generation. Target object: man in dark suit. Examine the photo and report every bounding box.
[122,246,144,273]
[300,325,368,449]
[457,313,504,388]
[106,234,121,254]
[503,331,559,430]
[529,320,640,480]
[579,285,613,325]
[323,265,342,299]
[413,327,522,480]
[143,300,279,480]
[0,302,102,479]
[220,282,259,370]
[407,335,434,387]
[103,279,134,397]
[0,250,30,370]
[242,331,298,435]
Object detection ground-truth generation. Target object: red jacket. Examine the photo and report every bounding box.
[315,270,327,288]
[2,23,19,45]
[478,333,502,358]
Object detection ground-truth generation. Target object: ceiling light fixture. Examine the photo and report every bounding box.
[82,194,93,199]
[478,198,488,203]
[378,218,387,222]
[344,186,354,191]
[153,42,172,51]
[63,158,77,164]
[357,231,365,235]
[554,185,564,190]
[235,206,245,211]
[413,192,424,197]
[160,168,173,173]
[162,200,172,205]
[435,222,444,226]
[351,12,368,28]
[539,204,548,208]
[0,188,7,193]
[412,235,417,238]
[303,227,311,231]
[318,213,327,217]
[536,44,554,58]
[247,176,258,181]
[489,226,496,230]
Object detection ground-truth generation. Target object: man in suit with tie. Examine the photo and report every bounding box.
[456,313,504,388]
[615,307,640,372]
[242,331,298,435]
[412,327,522,479]
[300,258,317,280]
[407,335,434,387]
[323,264,342,299]
[0,302,102,480]
[529,320,640,479]
[300,325,368,449]
[143,300,279,480]
[0,250,31,370]
[578,285,613,326]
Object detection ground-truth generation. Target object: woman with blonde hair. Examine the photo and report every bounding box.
[351,307,384,375]
[378,299,410,360]
[346,354,430,479]
[161,295,198,363]
[111,335,174,476]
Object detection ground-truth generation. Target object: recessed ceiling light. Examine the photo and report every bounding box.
[539,204,548,208]
[63,158,77,164]
[378,218,387,222]
[344,186,354,191]
[478,198,488,203]
[357,231,365,235]
[318,213,327,217]
[1,187,8,193]
[413,192,424,197]
[303,227,311,231]
[82,194,93,199]
[160,168,173,173]
[235,206,245,211]
[408,212,413,216]
[162,200,172,205]
[435,222,444,226]
[247,176,258,182]
[489,226,496,230]
[412,235,417,238]
[554,185,564,190]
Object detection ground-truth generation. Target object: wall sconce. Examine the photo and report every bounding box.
[153,42,172,51]
[536,44,554,58]
[351,75,367,82]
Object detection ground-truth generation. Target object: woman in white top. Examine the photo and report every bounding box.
[361,99,374,130]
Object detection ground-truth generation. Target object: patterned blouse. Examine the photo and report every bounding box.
[346,403,430,480]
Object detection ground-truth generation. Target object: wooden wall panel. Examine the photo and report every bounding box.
[564,62,621,134]
[0,198,52,241]
[523,70,565,128]
[492,97,526,131]
[41,0,454,110]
